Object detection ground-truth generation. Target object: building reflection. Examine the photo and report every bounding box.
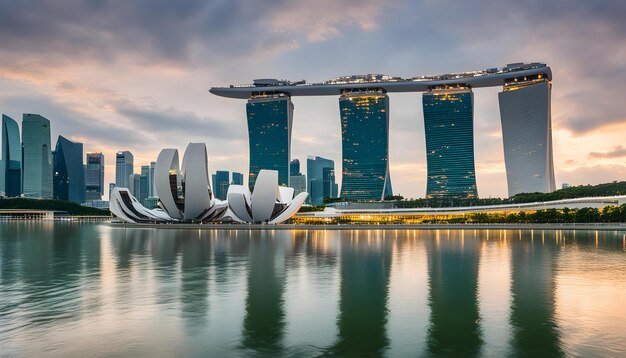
[241,231,288,354]
[330,230,392,356]
[426,230,482,356]
[509,230,563,357]
[179,231,213,330]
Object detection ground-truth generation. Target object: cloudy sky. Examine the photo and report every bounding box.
[1,0,625,199]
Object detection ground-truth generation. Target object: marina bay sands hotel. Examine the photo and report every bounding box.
[210,62,555,201]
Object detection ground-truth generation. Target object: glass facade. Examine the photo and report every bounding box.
[423,89,477,198]
[307,156,338,205]
[246,95,293,190]
[22,114,53,198]
[1,114,22,197]
[339,91,392,201]
[53,135,85,203]
[212,170,230,200]
[115,151,134,189]
[85,152,104,201]
[290,159,300,175]
[139,165,149,204]
[232,172,243,185]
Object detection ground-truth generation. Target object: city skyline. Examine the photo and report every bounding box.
[1,1,625,199]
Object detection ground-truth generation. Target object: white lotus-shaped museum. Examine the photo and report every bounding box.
[110,143,228,223]
[226,169,308,224]
[110,144,307,225]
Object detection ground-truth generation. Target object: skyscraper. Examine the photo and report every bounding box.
[290,158,306,197]
[232,172,244,185]
[53,135,86,203]
[115,151,134,188]
[499,79,555,196]
[149,161,156,197]
[22,114,53,198]
[212,170,230,200]
[129,173,141,199]
[139,165,150,204]
[307,156,338,205]
[85,152,104,201]
[339,91,392,201]
[1,114,22,197]
[423,88,477,198]
[246,94,293,190]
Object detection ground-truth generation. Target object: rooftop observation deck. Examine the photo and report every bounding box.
[210,62,552,99]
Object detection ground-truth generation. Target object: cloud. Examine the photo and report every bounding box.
[589,146,626,159]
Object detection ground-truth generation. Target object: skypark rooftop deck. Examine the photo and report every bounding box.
[210,62,551,99]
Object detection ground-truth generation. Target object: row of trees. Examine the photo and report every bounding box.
[395,181,626,208]
[0,198,110,216]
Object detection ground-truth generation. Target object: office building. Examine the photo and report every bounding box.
[1,114,22,197]
[85,152,104,201]
[53,135,85,203]
[129,173,142,200]
[246,94,293,190]
[212,170,230,200]
[149,161,156,197]
[115,151,134,188]
[22,114,53,198]
[232,172,244,185]
[339,91,392,201]
[307,156,338,205]
[139,165,150,204]
[423,88,477,198]
[290,159,306,196]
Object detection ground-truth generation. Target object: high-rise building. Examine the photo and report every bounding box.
[115,151,134,189]
[129,173,142,200]
[339,91,392,201]
[1,114,22,197]
[22,114,53,198]
[85,152,104,201]
[290,159,300,176]
[307,156,338,205]
[53,136,86,203]
[290,158,306,197]
[212,170,230,200]
[149,161,156,197]
[232,172,244,185]
[108,183,115,199]
[246,94,293,190]
[423,88,477,198]
[499,79,555,196]
[139,165,150,204]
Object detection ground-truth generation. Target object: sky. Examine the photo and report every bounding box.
[1,0,625,199]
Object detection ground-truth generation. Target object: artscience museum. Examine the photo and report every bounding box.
[109,143,307,224]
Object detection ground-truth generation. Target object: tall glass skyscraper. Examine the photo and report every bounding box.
[22,114,53,198]
[53,135,85,203]
[306,156,338,205]
[423,88,477,198]
[115,151,134,189]
[149,161,156,197]
[232,172,243,185]
[246,95,293,190]
[212,170,230,200]
[85,152,104,201]
[139,165,149,204]
[1,114,22,197]
[339,91,392,201]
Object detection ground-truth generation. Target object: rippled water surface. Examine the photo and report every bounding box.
[1,223,626,357]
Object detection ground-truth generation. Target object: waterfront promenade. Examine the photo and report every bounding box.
[109,222,626,232]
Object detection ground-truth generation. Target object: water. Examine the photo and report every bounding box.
[1,223,625,357]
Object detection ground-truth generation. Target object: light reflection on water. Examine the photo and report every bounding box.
[1,223,626,357]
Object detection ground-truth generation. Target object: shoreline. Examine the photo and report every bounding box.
[106,222,626,231]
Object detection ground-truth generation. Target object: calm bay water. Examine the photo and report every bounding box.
[1,223,625,357]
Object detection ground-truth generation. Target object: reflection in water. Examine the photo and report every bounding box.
[426,230,482,357]
[331,231,392,356]
[241,231,287,355]
[510,230,563,357]
[1,223,626,357]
